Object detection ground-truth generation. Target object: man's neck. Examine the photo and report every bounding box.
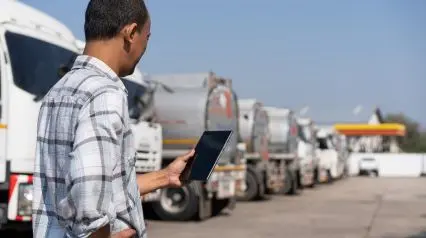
[83,40,121,76]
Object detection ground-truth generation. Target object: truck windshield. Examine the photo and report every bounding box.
[298,124,312,142]
[122,79,147,120]
[5,31,77,99]
[297,124,307,142]
[317,138,329,150]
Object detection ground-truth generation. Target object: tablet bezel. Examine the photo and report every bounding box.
[187,130,233,181]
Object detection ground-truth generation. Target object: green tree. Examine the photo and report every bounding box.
[384,113,426,152]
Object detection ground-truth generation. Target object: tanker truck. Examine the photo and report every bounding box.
[296,118,320,187]
[148,72,246,221]
[262,107,301,195]
[75,40,164,203]
[0,0,81,229]
[237,99,296,201]
[332,133,350,179]
[315,126,346,182]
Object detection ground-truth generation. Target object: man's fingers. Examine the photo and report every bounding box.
[179,149,195,161]
[113,229,136,238]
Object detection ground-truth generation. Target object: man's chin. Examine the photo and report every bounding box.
[119,67,136,78]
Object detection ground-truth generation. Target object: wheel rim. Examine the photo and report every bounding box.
[160,186,190,214]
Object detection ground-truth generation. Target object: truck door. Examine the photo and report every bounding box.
[0,35,6,183]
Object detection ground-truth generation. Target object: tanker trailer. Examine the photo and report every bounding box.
[237,99,272,200]
[148,72,246,221]
[263,107,301,195]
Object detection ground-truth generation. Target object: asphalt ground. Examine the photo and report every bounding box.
[2,177,426,238]
[147,177,426,238]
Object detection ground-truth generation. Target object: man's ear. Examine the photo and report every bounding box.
[122,23,139,43]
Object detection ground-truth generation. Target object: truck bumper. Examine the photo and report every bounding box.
[206,164,246,200]
[0,173,33,229]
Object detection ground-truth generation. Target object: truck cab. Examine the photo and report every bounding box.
[296,118,318,187]
[315,127,345,182]
[0,0,79,228]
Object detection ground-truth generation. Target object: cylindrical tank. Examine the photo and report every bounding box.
[263,107,298,154]
[238,99,269,160]
[150,72,239,165]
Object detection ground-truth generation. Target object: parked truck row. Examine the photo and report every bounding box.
[0,0,351,230]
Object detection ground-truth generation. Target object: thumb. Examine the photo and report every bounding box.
[179,149,195,162]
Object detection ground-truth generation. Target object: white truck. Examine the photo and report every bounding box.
[0,0,81,229]
[75,40,164,203]
[237,100,301,201]
[147,72,246,221]
[262,107,301,195]
[315,126,346,182]
[296,117,319,187]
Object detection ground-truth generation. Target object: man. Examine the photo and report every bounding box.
[32,0,194,237]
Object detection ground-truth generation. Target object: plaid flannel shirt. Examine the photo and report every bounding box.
[32,55,146,238]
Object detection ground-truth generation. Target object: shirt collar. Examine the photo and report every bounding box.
[71,55,127,93]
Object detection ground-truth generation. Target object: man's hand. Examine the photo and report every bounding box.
[165,149,195,187]
[136,149,195,195]
[112,229,136,238]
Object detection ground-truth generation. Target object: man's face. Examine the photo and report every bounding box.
[123,17,151,76]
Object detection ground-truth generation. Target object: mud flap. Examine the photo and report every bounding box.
[253,163,267,198]
[227,197,236,210]
[191,182,211,220]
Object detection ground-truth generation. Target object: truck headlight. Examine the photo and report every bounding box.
[18,184,33,217]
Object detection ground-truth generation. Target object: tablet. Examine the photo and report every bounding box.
[180,130,233,181]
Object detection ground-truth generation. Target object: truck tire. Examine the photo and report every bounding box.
[307,168,317,188]
[238,169,259,201]
[281,169,299,195]
[326,169,334,184]
[152,184,199,221]
[212,199,231,216]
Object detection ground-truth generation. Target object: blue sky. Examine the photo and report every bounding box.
[24,0,426,126]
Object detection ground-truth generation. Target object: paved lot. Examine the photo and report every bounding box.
[147,177,426,238]
[2,177,426,237]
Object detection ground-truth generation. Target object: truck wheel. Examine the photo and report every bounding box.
[212,199,231,216]
[152,184,198,221]
[282,169,299,195]
[296,169,303,189]
[368,170,379,177]
[326,169,334,184]
[308,168,317,188]
[239,169,259,201]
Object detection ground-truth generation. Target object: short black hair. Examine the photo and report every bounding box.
[84,0,149,41]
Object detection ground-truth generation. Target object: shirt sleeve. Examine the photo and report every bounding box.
[59,89,126,237]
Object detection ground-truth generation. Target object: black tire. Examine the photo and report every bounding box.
[239,170,259,201]
[212,199,230,216]
[296,169,303,189]
[368,170,379,177]
[308,168,317,188]
[326,170,334,184]
[152,184,199,221]
[281,169,299,195]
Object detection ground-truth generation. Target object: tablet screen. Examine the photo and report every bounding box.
[186,130,232,181]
